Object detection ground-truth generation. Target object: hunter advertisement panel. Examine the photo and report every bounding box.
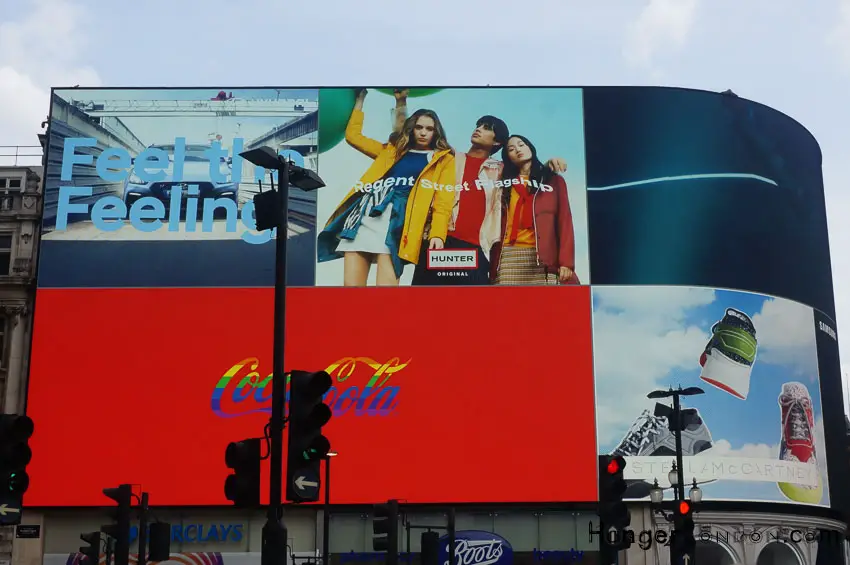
[25,86,842,510]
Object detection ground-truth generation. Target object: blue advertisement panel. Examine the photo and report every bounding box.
[40,88,318,288]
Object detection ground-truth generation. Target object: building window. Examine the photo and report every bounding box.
[0,235,13,275]
[0,178,21,190]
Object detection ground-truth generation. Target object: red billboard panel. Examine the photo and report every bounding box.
[25,286,596,506]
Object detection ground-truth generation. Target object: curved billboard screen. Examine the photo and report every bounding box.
[25,86,842,509]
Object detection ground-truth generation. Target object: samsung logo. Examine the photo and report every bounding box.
[818,320,837,341]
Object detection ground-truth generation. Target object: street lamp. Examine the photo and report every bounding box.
[647,386,705,502]
[668,463,679,488]
[689,478,703,504]
[649,480,664,505]
[322,451,338,565]
[648,477,705,506]
[239,146,325,565]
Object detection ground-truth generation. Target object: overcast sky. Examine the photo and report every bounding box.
[2,0,850,410]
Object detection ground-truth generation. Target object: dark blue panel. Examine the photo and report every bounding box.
[583,86,835,319]
[36,229,316,288]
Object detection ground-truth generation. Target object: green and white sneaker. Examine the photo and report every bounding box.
[699,307,758,400]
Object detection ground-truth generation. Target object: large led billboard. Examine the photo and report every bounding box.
[26,86,843,510]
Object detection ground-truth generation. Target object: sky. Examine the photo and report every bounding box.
[314,87,589,286]
[592,286,829,505]
[2,2,850,394]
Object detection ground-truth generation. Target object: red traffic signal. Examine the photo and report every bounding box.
[678,500,691,515]
[607,455,625,475]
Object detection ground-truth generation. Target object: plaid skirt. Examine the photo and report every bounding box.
[494,246,559,285]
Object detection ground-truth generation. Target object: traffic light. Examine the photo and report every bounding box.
[285,370,333,503]
[372,499,400,565]
[101,484,132,565]
[670,500,696,563]
[79,532,100,565]
[597,455,631,555]
[421,531,439,565]
[148,521,172,561]
[224,438,261,507]
[0,413,34,522]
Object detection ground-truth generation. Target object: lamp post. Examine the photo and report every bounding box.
[239,146,325,565]
[647,386,704,501]
[647,386,705,565]
[322,451,338,565]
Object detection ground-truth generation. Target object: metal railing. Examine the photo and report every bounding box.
[0,146,43,168]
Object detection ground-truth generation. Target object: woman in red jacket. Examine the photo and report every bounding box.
[491,134,579,285]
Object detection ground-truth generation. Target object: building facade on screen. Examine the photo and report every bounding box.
[17,86,849,565]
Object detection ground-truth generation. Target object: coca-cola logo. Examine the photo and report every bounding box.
[439,531,513,565]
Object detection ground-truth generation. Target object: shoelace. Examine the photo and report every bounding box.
[615,411,665,455]
[788,403,811,442]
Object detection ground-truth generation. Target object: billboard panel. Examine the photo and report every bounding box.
[27,285,597,506]
[40,88,319,288]
[24,86,843,509]
[593,286,830,506]
[315,87,588,287]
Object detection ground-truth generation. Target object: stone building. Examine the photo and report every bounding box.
[0,140,43,415]
[0,139,44,565]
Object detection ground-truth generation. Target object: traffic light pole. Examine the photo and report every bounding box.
[138,492,149,565]
[263,159,291,565]
[322,455,331,565]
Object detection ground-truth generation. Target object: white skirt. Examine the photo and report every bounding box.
[336,203,393,255]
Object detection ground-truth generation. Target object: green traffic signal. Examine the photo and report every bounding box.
[286,370,334,503]
[7,471,29,494]
[0,415,33,502]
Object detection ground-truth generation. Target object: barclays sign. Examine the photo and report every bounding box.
[438,531,513,565]
[129,524,244,544]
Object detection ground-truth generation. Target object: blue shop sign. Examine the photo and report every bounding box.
[129,524,243,544]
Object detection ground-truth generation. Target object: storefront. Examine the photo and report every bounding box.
[29,507,599,565]
[15,505,846,565]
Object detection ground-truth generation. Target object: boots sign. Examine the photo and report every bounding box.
[438,531,513,565]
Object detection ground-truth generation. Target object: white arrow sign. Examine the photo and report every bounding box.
[295,476,318,490]
[682,555,691,565]
[0,504,20,516]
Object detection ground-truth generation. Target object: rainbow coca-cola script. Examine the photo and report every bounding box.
[211,356,408,418]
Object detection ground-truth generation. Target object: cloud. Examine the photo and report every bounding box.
[622,0,699,68]
[593,286,716,446]
[0,0,101,148]
[750,296,818,378]
[827,0,850,69]
[704,439,778,459]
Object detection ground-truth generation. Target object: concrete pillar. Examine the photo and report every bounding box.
[11,511,44,565]
[2,304,28,414]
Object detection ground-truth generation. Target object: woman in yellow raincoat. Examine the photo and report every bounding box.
[317,89,457,286]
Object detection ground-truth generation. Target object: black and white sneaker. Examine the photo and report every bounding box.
[610,403,714,498]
